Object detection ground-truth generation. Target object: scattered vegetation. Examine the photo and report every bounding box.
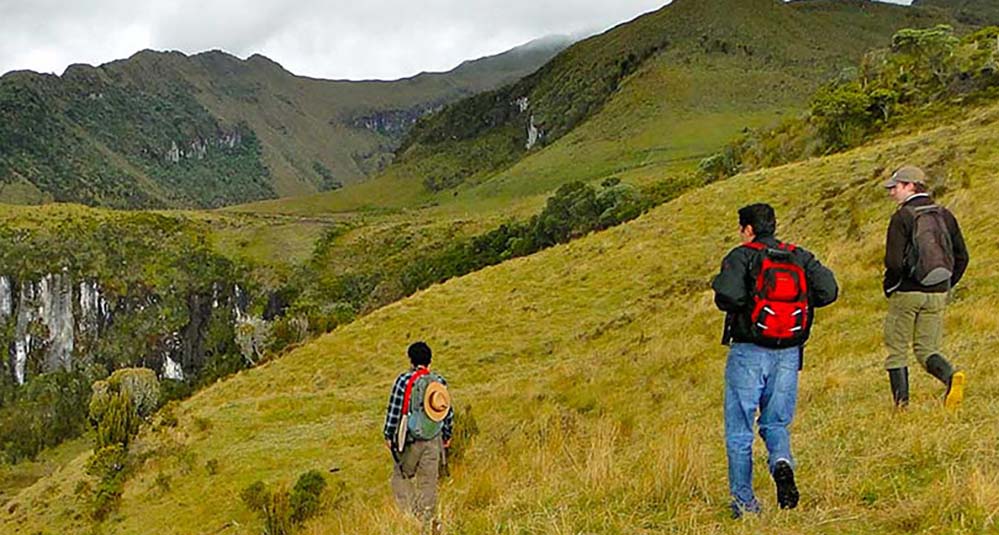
[700,25,999,180]
[400,179,649,293]
[0,371,91,463]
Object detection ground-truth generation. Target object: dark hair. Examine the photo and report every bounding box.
[408,341,432,366]
[912,183,928,194]
[738,203,776,237]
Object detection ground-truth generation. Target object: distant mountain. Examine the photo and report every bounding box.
[0,36,573,208]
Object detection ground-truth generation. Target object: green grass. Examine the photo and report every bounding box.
[7,94,999,535]
[0,435,91,505]
[206,213,336,267]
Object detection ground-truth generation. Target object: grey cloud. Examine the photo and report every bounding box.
[1,0,914,80]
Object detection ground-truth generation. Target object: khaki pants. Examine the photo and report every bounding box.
[884,291,947,370]
[390,438,442,518]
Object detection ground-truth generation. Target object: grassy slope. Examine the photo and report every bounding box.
[7,96,999,534]
[0,436,91,506]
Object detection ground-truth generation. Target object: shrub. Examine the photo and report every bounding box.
[241,471,327,534]
[290,470,326,524]
[90,367,160,423]
[95,389,140,449]
[85,443,128,520]
[0,371,91,463]
[810,82,878,151]
[240,481,270,513]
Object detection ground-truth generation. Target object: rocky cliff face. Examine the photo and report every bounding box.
[165,130,243,164]
[2,272,258,386]
[349,103,444,139]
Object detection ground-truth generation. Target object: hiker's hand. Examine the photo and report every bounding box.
[443,439,451,449]
[385,439,393,450]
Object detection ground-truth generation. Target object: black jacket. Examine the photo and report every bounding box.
[883,194,969,296]
[712,235,839,346]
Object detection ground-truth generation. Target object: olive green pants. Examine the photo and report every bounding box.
[884,291,948,370]
[390,438,442,519]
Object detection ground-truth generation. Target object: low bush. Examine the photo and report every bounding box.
[241,470,327,534]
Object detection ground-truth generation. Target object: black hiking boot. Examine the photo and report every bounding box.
[773,459,799,510]
[888,367,909,408]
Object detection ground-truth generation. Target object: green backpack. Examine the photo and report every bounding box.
[406,372,447,440]
[396,369,449,451]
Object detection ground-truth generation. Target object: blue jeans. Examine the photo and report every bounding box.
[724,343,800,508]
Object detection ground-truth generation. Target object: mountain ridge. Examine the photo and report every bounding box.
[0,36,572,208]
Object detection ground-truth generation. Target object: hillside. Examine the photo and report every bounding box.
[365,0,946,201]
[209,0,955,334]
[6,84,999,534]
[915,0,999,25]
[0,36,571,209]
[235,0,948,221]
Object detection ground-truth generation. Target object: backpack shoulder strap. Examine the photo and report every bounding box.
[402,368,430,414]
[742,242,766,251]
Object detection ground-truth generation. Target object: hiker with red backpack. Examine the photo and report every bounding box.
[883,165,969,409]
[383,341,453,523]
[712,203,838,519]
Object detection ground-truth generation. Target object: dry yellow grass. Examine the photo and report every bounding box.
[6,101,999,534]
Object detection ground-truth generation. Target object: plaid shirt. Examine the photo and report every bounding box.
[383,366,453,442]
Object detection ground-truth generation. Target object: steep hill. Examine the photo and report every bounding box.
[238,0,948,221]
[0,37,571,209]
[377,0,946,199]
[6,86,999,534]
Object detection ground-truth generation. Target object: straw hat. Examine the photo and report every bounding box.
[424,382,451,422]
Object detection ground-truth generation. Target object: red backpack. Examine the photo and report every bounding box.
[743,242,810,347]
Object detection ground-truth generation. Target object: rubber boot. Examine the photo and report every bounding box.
[888,367,909,408]
[926,354,965,409]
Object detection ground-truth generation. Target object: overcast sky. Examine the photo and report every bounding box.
[2,0,913,81]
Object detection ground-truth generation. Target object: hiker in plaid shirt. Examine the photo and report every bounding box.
[383,342,453,523]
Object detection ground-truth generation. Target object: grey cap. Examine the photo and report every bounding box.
[883,165,927,188]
